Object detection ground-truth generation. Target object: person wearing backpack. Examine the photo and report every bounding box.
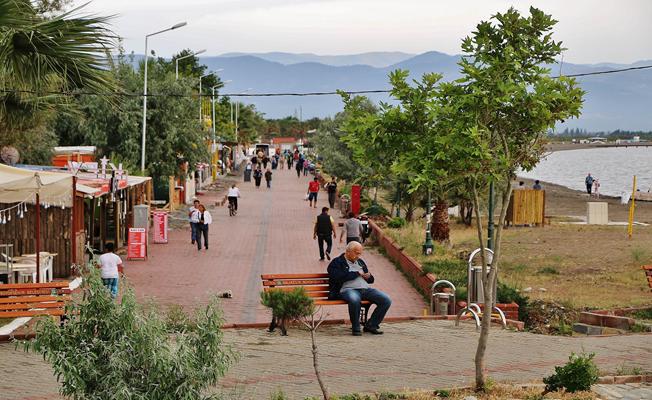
[253,166,263,188]
[264,168,273,189]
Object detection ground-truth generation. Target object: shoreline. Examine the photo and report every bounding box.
[517,177,652,222]
[546,142,652,152]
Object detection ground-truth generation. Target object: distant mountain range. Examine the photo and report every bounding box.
[136,51,652,131]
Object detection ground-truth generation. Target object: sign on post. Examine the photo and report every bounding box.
[351,185,361,215]
[127,228,147,260]
[152,211,169,244]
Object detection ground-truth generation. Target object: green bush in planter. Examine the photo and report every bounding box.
[387,217,407,229]
[363,202,390,216]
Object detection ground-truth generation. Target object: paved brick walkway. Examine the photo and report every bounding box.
[123,168,426,324]
[2,321,651,399]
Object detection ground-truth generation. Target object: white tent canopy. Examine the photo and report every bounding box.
[0,164,73,206]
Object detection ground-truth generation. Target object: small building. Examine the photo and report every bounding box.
[270,137,299,152]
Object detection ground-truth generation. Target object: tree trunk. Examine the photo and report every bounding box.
[471,179,513,392]
[471,184,489,391]
[430,200,450,242]
[310,321,329,400]
[459,200,473,226]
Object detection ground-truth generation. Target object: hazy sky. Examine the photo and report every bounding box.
[74,0,652,64]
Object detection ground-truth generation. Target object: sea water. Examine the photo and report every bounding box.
[519,147,652,197]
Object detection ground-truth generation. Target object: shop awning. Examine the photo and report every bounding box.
[0,164,73,206]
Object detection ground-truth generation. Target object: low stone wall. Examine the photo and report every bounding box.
[369,220,519,320]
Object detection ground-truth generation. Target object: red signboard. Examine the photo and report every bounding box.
[127,228,147,260]
[152,211,168,244]
[351,184,361,215]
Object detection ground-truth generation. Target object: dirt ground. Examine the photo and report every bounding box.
[385,180,652,310]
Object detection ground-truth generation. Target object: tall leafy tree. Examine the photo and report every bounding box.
[0,0,115,160]
[446,7,584,390]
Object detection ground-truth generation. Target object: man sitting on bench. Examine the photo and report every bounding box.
[327,241,392,336]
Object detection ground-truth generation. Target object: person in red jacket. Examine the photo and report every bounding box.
[307,177,320,208]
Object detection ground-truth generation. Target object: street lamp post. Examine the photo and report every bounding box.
[141,21,187,172]
[175,49,206,80]
[199,69,223,124]
[234,88,252,143]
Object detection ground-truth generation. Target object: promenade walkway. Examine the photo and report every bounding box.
[124,167,425,324]
[2,321,651,399]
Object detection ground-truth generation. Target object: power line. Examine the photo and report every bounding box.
[1,64,650,98]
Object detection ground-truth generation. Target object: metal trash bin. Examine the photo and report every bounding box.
[339,194,351,217]
[244,169,252,182]
[430,280,456,315]
[467,248,495,305]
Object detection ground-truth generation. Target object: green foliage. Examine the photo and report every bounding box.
[630,247,648,265]
[363,202,390,216]
[435,389,450,398]
[543,352,599,393]
[260,287,315,321]
[631,308,652,320]
[270,388,289,400]
[23,266,236,400]
[387,217,407,229]
[537,266,560,275]
[496,282,530,321]
[615,364,643,376]
[0,0,116,159]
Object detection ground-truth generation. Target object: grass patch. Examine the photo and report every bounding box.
[0,318,13,328]
[537,266,560,275]
[631,308,652,321]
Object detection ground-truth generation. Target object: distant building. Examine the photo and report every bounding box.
[588,137,606,144]
[270,137,299,152]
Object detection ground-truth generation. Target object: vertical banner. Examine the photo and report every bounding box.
[127,228,147,260]
[152,211,169,244]
[351,184,361,215]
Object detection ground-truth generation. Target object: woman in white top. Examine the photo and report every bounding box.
[227,184,241,211]
[193,204,212,250]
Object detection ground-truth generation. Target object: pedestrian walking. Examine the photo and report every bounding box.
[593,179,601,198]
[287,153,293,169]
[303,159,309,176]
[193,204,212,250]
[295,157,303,178]
[254,167,263,188]
[99,242,123,299]
[188,199,200,245]
[313,207,337,261]
[340,212,364,244]
[227,183,241,211]
[585,173,594,195]
[265,168,273,189]
[262,155,270,169]
[308,177,320,208]
[280,155,285,170]
[325,178,337,209]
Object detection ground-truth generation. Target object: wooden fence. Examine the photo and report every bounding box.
[505,189,545,226]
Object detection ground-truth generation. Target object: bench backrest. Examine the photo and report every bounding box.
[0,281,71,318]
[261,273,330,301]
[643,265,652,290]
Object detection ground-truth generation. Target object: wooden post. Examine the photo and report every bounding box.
[36,193,40,283]
[71,176,77,264]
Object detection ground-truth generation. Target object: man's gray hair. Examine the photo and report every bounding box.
[346,241,362,251]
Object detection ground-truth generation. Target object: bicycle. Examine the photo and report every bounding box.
[227,198,237,216]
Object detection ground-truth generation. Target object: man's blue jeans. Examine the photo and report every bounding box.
[339,288,392,332]
[190,222,197,243]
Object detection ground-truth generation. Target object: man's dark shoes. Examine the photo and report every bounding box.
[352,330,362,336]
[363,326,383,335]
[325,251,331,260]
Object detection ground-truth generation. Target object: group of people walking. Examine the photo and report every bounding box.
[188,199,213,250]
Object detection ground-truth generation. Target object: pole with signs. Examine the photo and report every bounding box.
[628,175,637,239]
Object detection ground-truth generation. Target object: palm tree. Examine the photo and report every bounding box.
[0,0,115,144]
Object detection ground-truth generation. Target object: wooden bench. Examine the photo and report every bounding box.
[261,273,370,333]
[0,282,71,320]
[643,265,652,292]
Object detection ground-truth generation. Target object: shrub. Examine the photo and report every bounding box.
[497,281,530,321]
[537,266,560,275]
[387,217,407,229]
[260,287,315,335]
[23,266,236,400]
[543,352,599,393]
[363,202,390,216]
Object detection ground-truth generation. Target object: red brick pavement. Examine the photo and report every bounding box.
[124,169,426,324]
